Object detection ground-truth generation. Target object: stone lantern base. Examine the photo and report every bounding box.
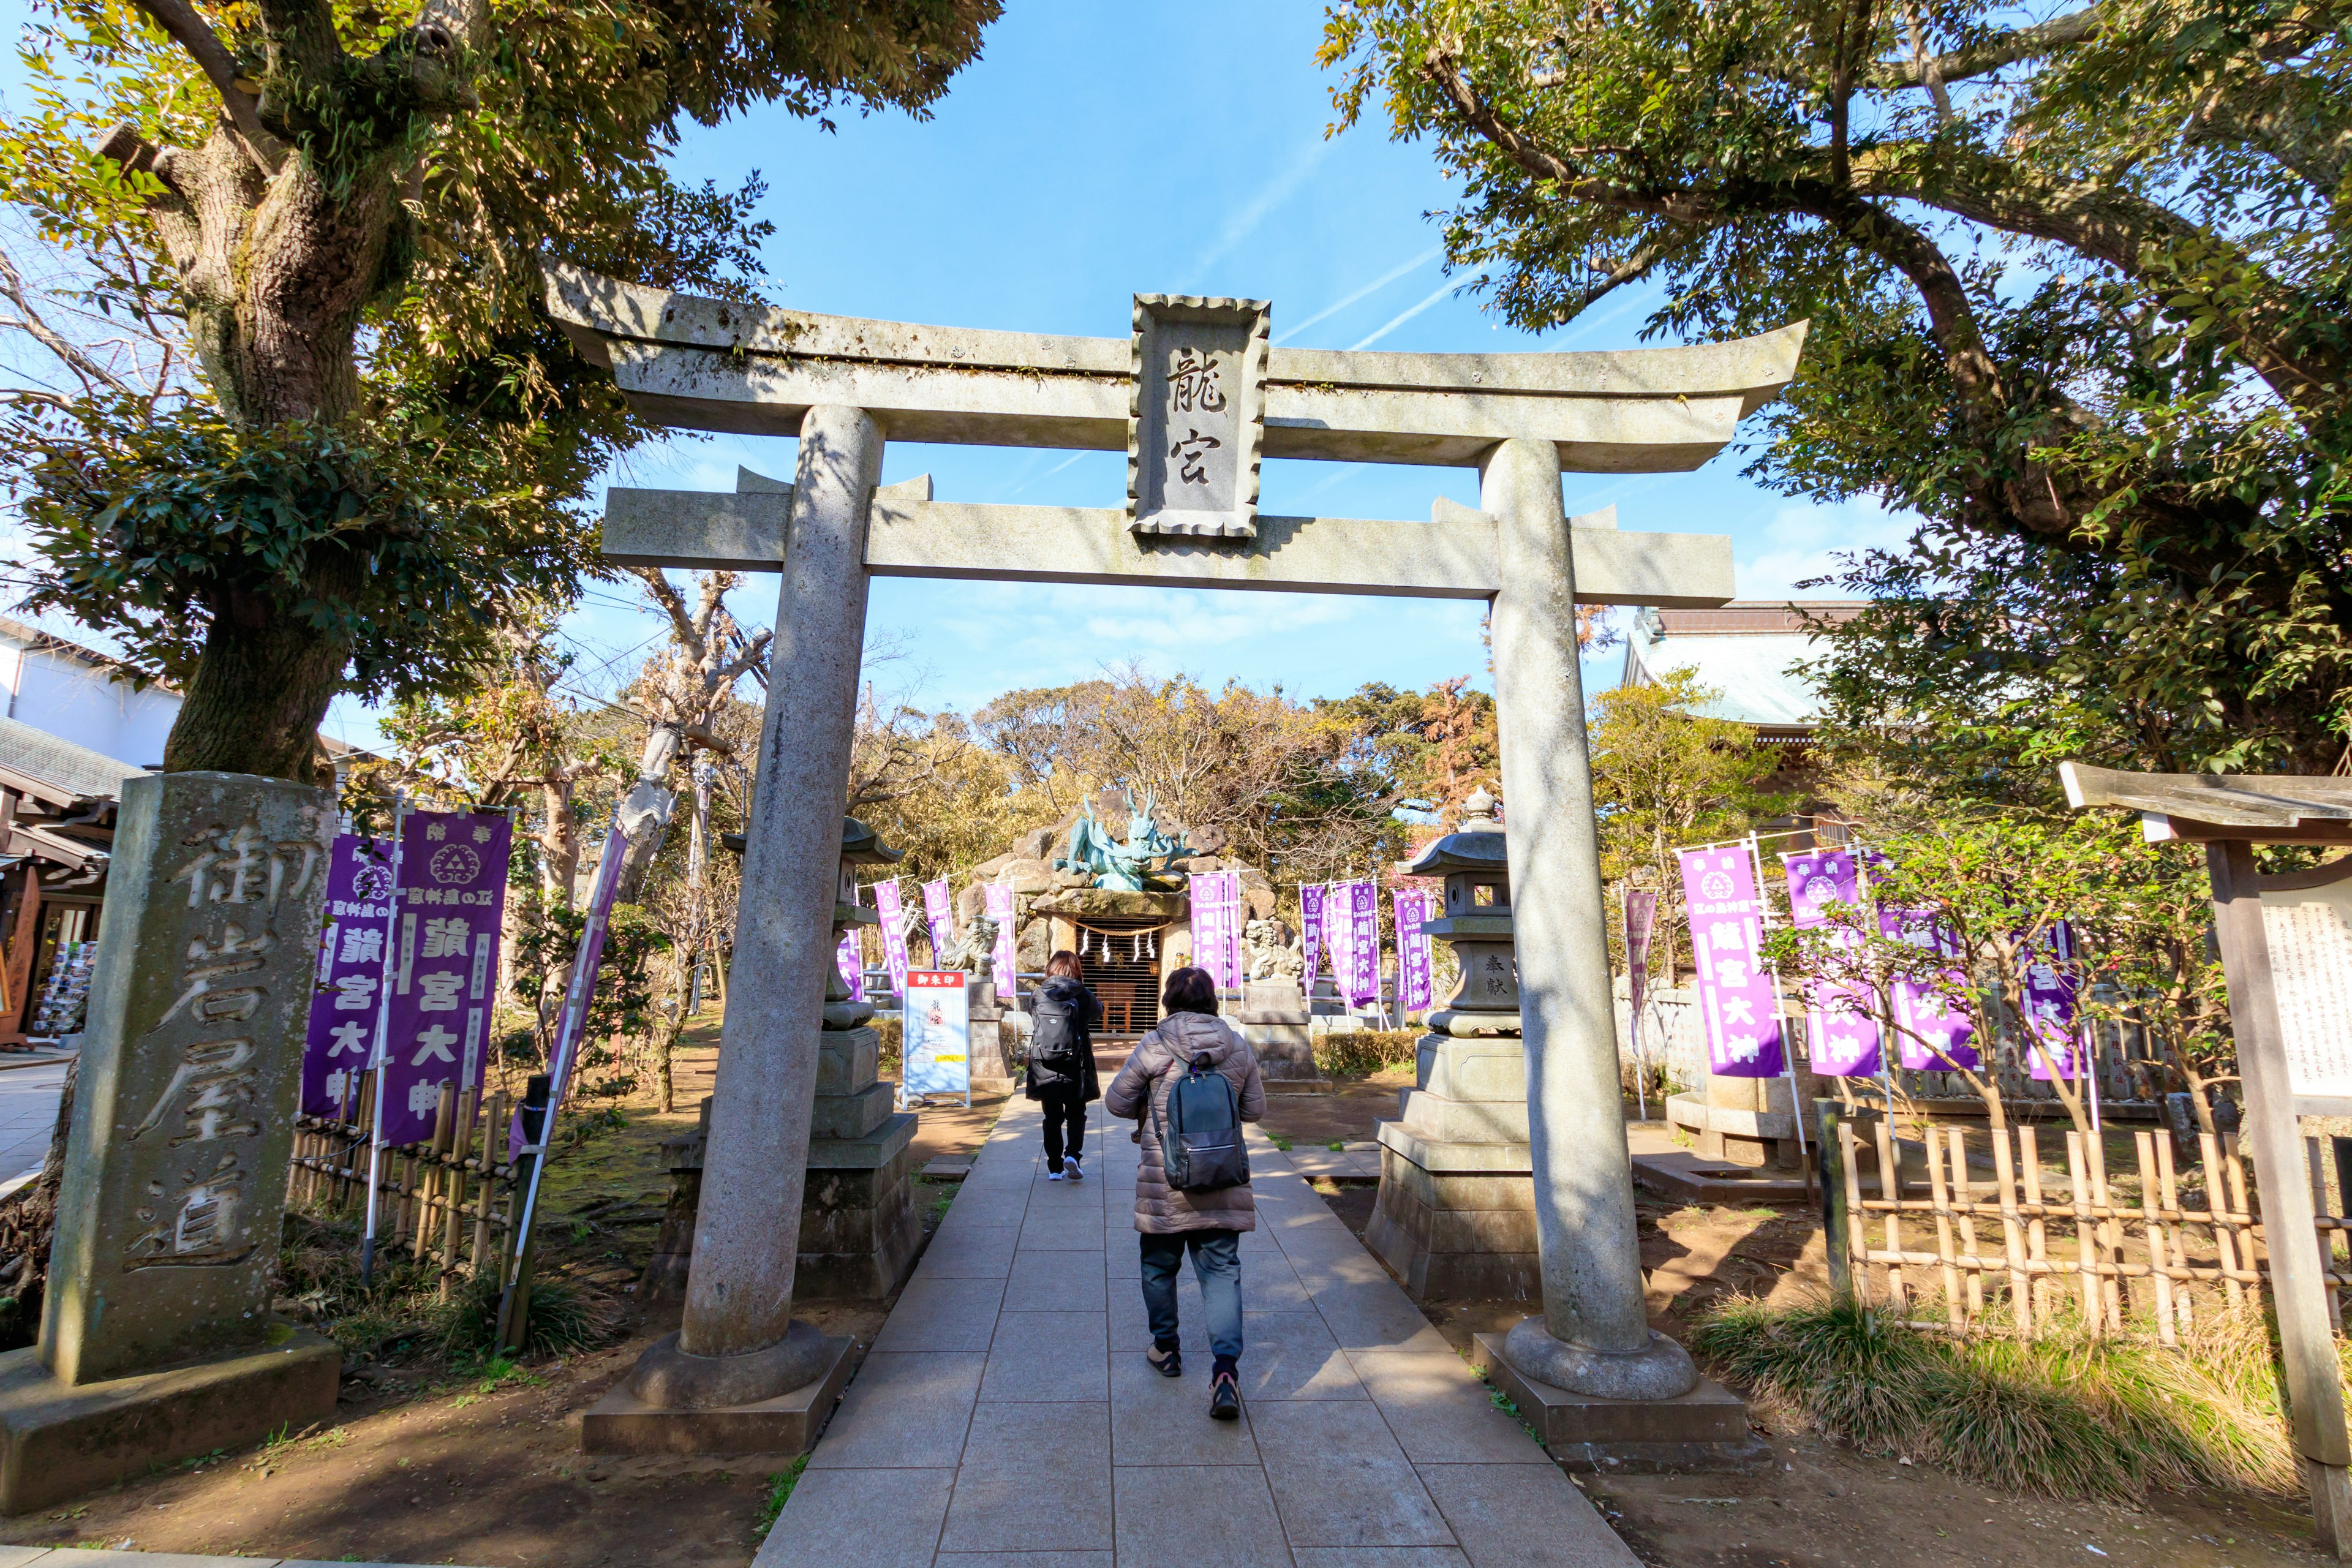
[1365,1033,1539,1301]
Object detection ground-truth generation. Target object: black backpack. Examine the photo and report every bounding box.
[1152,1055,1251,1193]
[1029,987,1084,1066]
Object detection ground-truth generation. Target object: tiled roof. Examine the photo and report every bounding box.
[0,715,145,803]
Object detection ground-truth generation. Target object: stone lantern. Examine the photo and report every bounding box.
[635,816,919,1316]
[1414,787,1519,1034]
[1365,786,1542,1301]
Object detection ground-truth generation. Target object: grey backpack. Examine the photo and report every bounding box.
[1152,1055,1251,1193]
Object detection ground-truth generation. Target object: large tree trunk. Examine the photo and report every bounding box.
[162,561,360,780]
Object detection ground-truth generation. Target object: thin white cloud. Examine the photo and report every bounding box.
[1008,452,1086,497]
[1733,498,1916,599]
[1189,137,1338,282]
[1348,279,1458,351]
[1278,247,1444,344]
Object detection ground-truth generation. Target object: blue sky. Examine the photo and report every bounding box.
[6,1,1909,747]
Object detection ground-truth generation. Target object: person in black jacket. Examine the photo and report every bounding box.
[1027,950,1101,1179]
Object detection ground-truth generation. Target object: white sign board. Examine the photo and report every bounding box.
[902,970,971,1103]
[2263,867,2352,1102]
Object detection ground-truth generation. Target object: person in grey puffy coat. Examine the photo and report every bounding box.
[1103,965,1266,1420]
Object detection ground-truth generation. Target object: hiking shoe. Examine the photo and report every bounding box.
[1146,1343,1182,1378]
[1066,1156,1084,1181]
[1209,1370,1240,1420]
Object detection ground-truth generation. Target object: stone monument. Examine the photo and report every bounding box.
[0,773,339,1512]
[1239,917,1324,1092]
[1366,789,1539,1298]
[939,911,1011,1087]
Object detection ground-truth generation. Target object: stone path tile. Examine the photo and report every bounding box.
[0,1061,67,1180]
[1107,1334,1259,1465]
[1250,1401,1452,1549]
[872,1275,1010,1353]
[1345,1353,1551,1466]
[772,1093,1636,1567]
[941,1403,1112,1553]
[1415,1463,1638,1567]
[1111,1465,1294,1568]
[754,1466,955,1568]
[979,1309,1108,1403]
[1008,1248,1110,1313]
[807,1352,984,1469]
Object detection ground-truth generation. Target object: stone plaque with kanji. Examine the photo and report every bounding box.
[1126,293,1268,538]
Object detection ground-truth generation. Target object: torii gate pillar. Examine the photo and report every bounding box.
[1487,437,1696,1400]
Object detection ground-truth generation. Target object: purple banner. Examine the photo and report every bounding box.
[1781,848,1882,1078]
[874,880,911,997]
[1345,880,1380,1007]
[922,878,953,963]
[301,833,398,1119]
[1876,905,1980,1071]
[1189,870,1243,992]
[1678,847,1785,1078]
[1393,889,1433,1012]
[2021,920,2084,1080]
[837,927,864,1001]
[1300,883,1325,986]
[380,810,511,1147]
[982,881,1019,992]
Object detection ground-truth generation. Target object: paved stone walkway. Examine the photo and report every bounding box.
[756,1095,1637,1568]
[0,1059,69,1186]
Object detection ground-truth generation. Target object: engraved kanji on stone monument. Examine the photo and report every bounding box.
[1126,293,1268,538]
[37,772,334,1387]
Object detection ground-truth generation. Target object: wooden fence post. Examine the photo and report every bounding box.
[1817,1098,1851,1297]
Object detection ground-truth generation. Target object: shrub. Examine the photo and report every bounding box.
[1314,1030,1422,1079]
[1691,1293,2307,1501]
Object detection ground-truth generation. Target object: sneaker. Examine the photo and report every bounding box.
[1066,1156,1085,1181]
[1146,1343,1182,1378]
[1047,1165,1066,1182]
[1209,1370,1240,1420]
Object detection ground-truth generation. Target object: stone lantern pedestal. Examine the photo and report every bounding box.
[1366,791,1543,1301]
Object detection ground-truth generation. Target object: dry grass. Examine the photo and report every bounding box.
[1692,1292,2316,1501]
[1313,1030,1422,1079]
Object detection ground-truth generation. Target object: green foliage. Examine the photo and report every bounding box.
[1757,806,2232,1128]
[1321,0,2352,772]
[1313,1029,1422,1079]
[13,404,586,703]
[1588,669,1790,975]
[1692,1294,2305,1500]
[0,0,1000,761]
[505,894,668,1104]
[756,1455,812,1536]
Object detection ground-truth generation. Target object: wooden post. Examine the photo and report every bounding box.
[1818,1099,1852,1297]
[2210,839,2352,1557]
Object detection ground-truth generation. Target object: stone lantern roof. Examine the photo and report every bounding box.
[1404,787,1506,879]
[841,816,903,867]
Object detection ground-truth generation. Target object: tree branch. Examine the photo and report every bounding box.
[125,0,282,173]
[1868,6,2103,89]
[0,246,137,399]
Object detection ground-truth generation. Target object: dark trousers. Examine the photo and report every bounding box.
[1139,1229,1243,1362]
[1041,1085,1087,1169]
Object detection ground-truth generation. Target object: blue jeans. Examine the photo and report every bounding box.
[1139,1230,1243,1362]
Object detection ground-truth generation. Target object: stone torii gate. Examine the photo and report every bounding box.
[543,264,1807,1445]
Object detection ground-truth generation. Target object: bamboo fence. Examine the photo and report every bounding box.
[1820,1099,2348,1343]
[288,1077,520,1300]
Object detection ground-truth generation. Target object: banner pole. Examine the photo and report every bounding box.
[1623,884,1647,1123]
[359,794,410,1284]
[498,804,630,1349]
[1749,832,1812,1196]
